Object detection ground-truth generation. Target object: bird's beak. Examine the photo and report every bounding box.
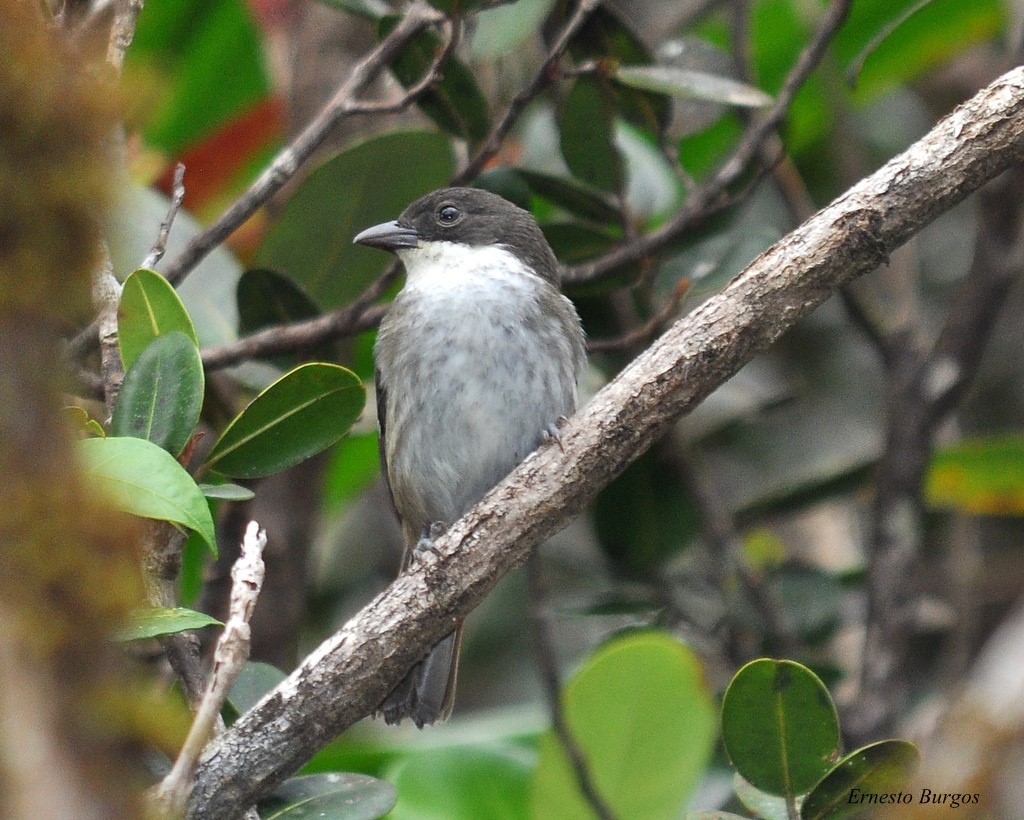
[353,220,420,251]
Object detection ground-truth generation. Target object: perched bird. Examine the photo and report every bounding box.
[354,187,586,727]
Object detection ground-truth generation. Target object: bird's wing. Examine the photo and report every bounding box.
[375,367,398,519]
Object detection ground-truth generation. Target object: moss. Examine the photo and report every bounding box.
[0,3,188,814]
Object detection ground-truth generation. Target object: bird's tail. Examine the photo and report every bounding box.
[379,624,463,728]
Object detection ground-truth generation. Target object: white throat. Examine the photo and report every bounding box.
[396,241,544,293]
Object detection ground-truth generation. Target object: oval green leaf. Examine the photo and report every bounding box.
[260,773,397,820]
[237,268,320,337]
[614,65,773,108]
[801,740,920,820]
[379,16,491,145]
[199,482,256,501]
[553,2,670,136]
[516,169,621,225]
[227,660,288,716]
[237,268,326,366]
[114,606,222,642]
[558,75,623,194]
[254,131,454,308]
[110,331,204,456]
[388,746,532,819]
[205,363,365,478]
[81,436,217,554]
[722,659,840,798]
[118,268,199,370]
[532,631,717,819]
[65,406,106,438]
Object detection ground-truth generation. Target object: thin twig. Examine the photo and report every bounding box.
[141,162,186,271]
[105,0,143,72]
[451,0,601,186]
[161,1,447,288]
[153,522,267,816]
[587,279,690,353]
[526,555,616,820]
[564,0,853,285]
[201,274,393,371]
[92,246,123,414]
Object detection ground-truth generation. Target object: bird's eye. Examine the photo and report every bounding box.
[437,205,460,225]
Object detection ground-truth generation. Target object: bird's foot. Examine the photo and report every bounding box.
[413,521,447,562]
[541,416,569,453]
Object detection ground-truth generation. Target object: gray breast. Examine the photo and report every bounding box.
[376,273,583,532]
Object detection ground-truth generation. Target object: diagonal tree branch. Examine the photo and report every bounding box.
[185,66,1024,820]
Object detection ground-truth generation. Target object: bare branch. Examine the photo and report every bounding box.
[154,523,267,817]
[92,245,123,414]
[451,0,601,186]
[185,66,1024,820]
[141,162,186,271]
[161,1,446,288]
[201,272,394,372]
[105,0,143,72]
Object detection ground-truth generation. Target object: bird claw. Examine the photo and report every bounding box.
[413,521,447,562]
[541,416,569,453]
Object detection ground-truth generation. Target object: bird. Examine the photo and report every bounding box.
[353,186,586,727]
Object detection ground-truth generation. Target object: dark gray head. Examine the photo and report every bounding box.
[353,187,560,285]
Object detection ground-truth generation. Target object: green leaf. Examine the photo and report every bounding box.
[228,661,288,716]
[552,1,670,136]
[238,269,321,336]
[471,0,557,59]
[127,0,270,154]
[118,269,199,370]
[427,0,497,13]
[516,169,621,225]
[199,482,256,501]
[81,436,217,554]
[801,740,920,820]
[254,132,454,308]
[532,632,717,819]
[321,434,381,514]
[388,746,532,819]
[65,406,106,438]
[110,332,204,456]
[114,606,222,641]
[379,17,491,145]
[311,0,388,19]
[237,268,325,366]
[259,773,397,820]
[205,363,365,479]
[925,435,1024,515]
[614,64,773,108]
[179,529,206,607]
[558,75,623,194]
[832,0,1003,101]
[722,659,840,798]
